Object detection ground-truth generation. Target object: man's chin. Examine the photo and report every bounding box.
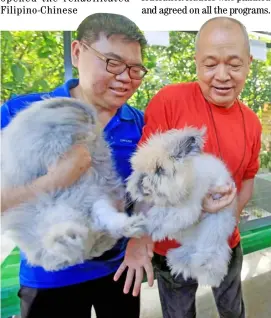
[210,96,236,108]
[112,94,133,106]
[104,99,127,111]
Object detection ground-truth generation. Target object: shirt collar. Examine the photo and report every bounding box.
[50,78,78,98]
[118,104,134,121]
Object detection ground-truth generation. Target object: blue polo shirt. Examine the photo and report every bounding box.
[1,79,144,288]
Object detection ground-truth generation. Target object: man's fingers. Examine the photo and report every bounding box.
[113,261,127,282]
[203,185,237,213]
[209,184,233,195]
[147,243,154,258]
[213,188,237,209]
[219,187,237,204]
[144,262,154,287]
[123,267,135,294]
[132,268,143,297]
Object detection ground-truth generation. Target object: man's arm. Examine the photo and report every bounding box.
[236,178,254,222]
[1,145,91,213]
[235,115,262,220]
[1,175,54,213]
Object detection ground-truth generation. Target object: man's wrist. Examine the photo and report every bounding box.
[33,174,55,193]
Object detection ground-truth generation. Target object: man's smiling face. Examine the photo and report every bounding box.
[71,33,144,111]
[195,21,252,108]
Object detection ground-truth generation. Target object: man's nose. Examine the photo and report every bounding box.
[115,68,132,83]
[214,64,231,82]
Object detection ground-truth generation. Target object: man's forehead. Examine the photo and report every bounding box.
[92,34,143,64]
[94,33,141,50]
[198,43,247,59]
[198,25,246,48]
[197,30,248,57]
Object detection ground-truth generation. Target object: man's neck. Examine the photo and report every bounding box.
[207,98,235,109]
[215,102,235,109]
[70,86,117,128]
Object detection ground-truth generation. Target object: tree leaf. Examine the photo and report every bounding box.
[37,48,51,58]
[11,63,25,82]
[32,79,49,91]
[2,31,13,41]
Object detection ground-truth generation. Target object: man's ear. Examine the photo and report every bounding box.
[194,54,200,76]
[249,54,253,66]
[246,55,253,77]
[71,40,81,68]
[194,55,197,67]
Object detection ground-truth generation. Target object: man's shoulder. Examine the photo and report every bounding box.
[2,78,70,112]
[146,82,198,115]
[1,80,73,129]
[240,101,262,132]
[5,92,49,107]
[156,81,198,97]
[1,92,51,129]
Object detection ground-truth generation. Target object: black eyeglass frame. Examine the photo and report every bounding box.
[80,41,148,80]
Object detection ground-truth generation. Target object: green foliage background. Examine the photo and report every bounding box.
[1,31,271,170]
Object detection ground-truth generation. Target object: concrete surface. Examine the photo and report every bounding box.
[140,248,271,318]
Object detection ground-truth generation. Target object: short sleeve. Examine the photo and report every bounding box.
[243,122,262,180]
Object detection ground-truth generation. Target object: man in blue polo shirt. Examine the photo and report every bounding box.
[1,13,147,318]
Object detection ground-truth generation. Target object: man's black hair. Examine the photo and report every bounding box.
[77,13,147,56]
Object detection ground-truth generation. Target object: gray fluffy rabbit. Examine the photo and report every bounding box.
[127,127,237,287]
[1,97,145,271]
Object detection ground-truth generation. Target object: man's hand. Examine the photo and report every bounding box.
[45,144,91,191]
[1,145,91,213]
[203,183,237,213]
[114,236,154,297]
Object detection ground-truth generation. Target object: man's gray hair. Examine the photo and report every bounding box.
[195,17,250,55]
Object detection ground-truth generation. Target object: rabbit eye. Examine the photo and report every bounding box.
[190,136,196,144]
[155,165,165,176]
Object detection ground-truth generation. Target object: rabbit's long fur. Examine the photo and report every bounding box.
[1,97,145,271]
[127,127,237,287]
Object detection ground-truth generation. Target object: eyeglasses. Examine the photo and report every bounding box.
[81,41,148,80]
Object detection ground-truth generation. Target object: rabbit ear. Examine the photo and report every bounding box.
[171,128,205,159]
[173,136,201,159]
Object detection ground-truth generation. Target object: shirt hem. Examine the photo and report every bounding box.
[19,266,121,289]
